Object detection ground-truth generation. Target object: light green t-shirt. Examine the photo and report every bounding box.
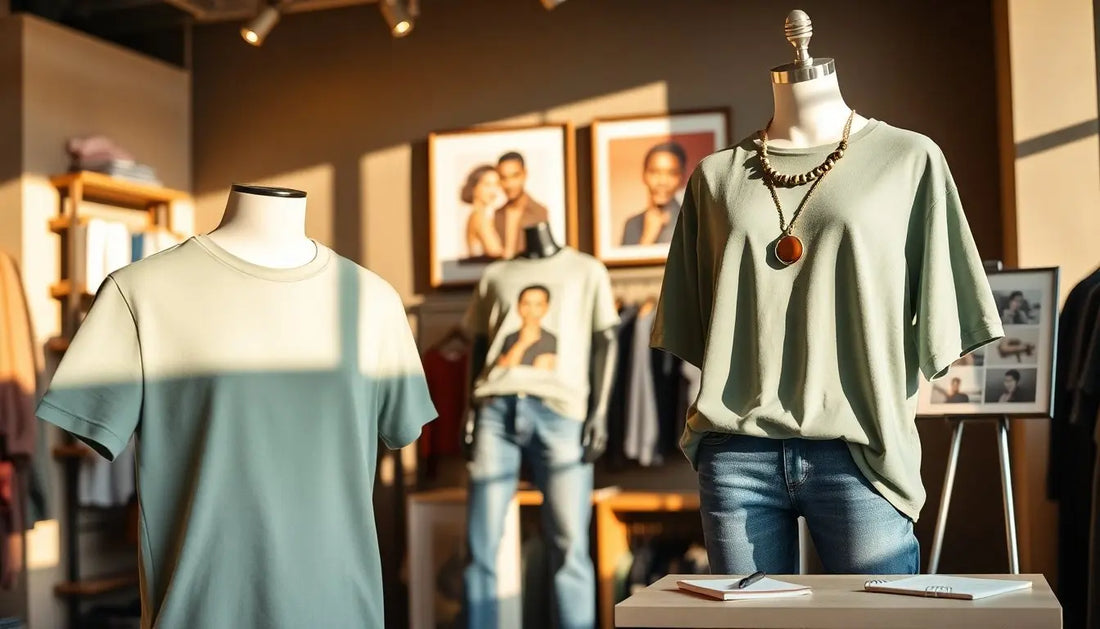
[36,235,436,629]
[465,247,620,420]
[652,119,1003,521]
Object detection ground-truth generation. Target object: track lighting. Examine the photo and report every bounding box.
[241,3,281,46]
[540,0,567,9]
[379,0,414,37]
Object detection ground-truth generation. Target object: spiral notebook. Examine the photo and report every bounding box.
[676,577,812,601]
[863,575,1032,600]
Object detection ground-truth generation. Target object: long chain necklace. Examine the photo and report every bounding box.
[758,110,855,265]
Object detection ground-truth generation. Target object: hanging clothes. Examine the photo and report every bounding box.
[419,338,469,477]
[625,307,660,466]
[605,306,638,468]
[1049,267,1100,629]
[0,252,37,589]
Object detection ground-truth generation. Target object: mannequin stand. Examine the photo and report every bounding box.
[927,415,1020,574]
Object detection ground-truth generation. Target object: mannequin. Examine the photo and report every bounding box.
[649,9,1003,579]
[765,9,869,149]
[461,221,619,629]
[464,222,616,462]
[206,184,317,268]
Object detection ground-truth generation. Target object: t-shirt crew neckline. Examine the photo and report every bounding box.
[753,118,882,156]
[193,233,332,281]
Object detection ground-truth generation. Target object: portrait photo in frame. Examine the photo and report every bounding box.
[429,123,576,287]
[917,267,1060,418]
[591,109,730,266]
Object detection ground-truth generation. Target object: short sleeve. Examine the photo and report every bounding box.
[910,151,1004,381]
[651,169,706,368]
[375,293,437,450]
[36,276,141,460]
[591,263,619,333]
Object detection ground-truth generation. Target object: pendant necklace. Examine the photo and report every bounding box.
[758,110,855,265]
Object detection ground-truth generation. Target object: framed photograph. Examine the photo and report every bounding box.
[918,267,1060,418]
[591,109,730,265]
[429,123,576,287]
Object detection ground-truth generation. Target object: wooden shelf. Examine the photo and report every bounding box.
[50,280,94,304]
[50,171,188,207]
[49,215,185,239]
[54,574,137,598]
[52,444,93,460]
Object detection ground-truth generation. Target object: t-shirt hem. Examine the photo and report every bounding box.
[36,399,126,461]
[845,442,922,522]
[471,388,586,421]
[922,321,1005,381]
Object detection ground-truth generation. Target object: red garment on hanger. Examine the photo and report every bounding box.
[419,347,468,470]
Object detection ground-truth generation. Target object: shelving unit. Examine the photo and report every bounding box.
[47,171,190,629]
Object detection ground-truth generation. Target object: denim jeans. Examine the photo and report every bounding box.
[464,395,594,629]
[697,433,919,575]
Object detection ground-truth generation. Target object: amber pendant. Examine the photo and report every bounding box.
[775,234,804,265]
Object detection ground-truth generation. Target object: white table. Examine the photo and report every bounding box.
[615,574,1061,628]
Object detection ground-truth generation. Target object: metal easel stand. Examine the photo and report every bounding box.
[927,415,1020,575]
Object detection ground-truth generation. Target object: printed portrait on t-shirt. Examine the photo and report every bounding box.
[497,284,558,371]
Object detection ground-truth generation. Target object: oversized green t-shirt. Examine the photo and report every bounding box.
[36,235,437,629]
[652,119,1003,521]
[465,247,620,420]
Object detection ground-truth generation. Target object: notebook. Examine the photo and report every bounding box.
[863,575,1033,600]
[676,577,812,601]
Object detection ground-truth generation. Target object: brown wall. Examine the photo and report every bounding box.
[192,0,1013,611]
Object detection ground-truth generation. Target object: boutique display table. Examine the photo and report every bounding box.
[615,574,1061,628]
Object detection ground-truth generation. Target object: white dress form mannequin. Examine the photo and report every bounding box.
[765,10,869,149]
[206,184,318,268]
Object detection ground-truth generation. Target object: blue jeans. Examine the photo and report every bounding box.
[464,395,594,629]
[697,433,919,575]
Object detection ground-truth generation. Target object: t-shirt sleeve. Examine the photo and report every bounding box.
[376,292,438,450]
[911,149,1004,381]
[462,276,490,336]
[36,276,141,461]
[651,168,707,368]
[591,263,620,333]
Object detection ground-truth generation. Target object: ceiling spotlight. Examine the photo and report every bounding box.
[540,0,567,9]
[379,0,414,37]
[241,3,281,46]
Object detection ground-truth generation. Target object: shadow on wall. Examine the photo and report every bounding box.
[191,0,1004,294]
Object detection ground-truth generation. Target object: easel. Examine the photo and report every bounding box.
[927,415,1020,574]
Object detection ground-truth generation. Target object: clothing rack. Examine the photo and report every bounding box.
[46,172,189,629]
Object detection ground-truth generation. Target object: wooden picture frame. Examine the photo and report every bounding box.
[590,109,730,267]
[917,266,1060,419]
[428,122,577,288]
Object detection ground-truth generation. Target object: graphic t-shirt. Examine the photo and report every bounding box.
[465,248,619,420]
[36,235,437,629]
[652,119,1003,521]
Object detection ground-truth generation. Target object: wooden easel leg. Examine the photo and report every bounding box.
[929,419,964,574]
[997,416,1021,574]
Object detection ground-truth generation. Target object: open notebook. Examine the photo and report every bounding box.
[677,577,812,601]
[863,575,1033,600]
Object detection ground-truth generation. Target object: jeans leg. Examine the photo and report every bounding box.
[464,397,524,629]
[526,398,594,629]
[696,433,799,574]
[795,439,920,574]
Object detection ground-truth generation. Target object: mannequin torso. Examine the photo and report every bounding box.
[766,72,869,149]
[206,184,317,268]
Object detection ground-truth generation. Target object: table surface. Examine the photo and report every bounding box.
[615,574,1062,629]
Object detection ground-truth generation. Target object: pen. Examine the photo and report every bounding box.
[737,571,766,589]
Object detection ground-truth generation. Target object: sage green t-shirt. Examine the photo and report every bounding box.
[36,235,437,629]
[652,119,1003,521]
[465,247,620,420]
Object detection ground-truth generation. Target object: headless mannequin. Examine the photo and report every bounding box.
[206,184,317,268]
[463,222,618,462]
[765,10,869,149]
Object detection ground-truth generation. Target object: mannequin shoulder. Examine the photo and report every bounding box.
[862,121,947,162]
